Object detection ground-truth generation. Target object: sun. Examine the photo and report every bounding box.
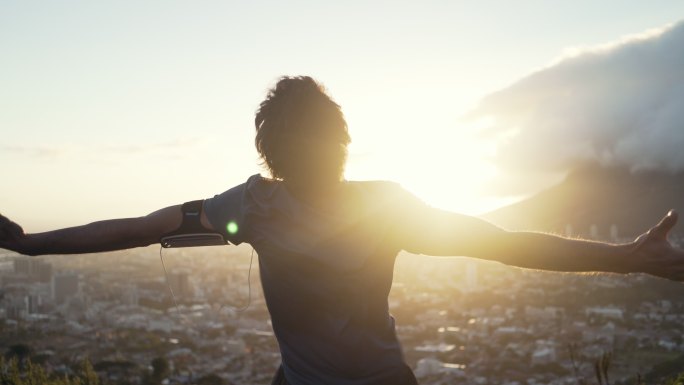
[345,120,506,215]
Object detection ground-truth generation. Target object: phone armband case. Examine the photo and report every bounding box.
[160,200,229,248]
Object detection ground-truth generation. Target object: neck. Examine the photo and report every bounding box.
[284,177,343,202]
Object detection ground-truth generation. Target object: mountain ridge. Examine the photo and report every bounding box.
[482,165,684,240]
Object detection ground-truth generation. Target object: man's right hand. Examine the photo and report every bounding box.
[0,214,27,253]
[0,204,195,256]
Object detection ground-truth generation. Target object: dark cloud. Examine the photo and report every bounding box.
[467,21,684,195]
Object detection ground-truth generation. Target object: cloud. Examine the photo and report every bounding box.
[101,137,203,155]
[467,20,684,195]
[1,137,203,161]
[0,145,66,159]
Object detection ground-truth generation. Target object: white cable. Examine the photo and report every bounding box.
[159,246,255,320]
[159,246,182,317]
[235,247,255,313]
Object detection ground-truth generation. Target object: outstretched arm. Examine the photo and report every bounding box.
[399,206,684,281]
[0,205,215,256]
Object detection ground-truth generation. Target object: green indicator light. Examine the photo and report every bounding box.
[227,221,239,234]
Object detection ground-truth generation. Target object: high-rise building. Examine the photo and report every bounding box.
[52,273,79,304]
[36,262,53,283]
[590,224,599,239]
[13,258,53,282]
[122,285,139,306]
[610,224,619,241]
[5,297,27,320]
[465,261,478,291]
[27,294,42,314]
[13,258,30,275]
[168,272,191,298]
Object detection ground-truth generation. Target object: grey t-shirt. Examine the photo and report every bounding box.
[204,174,429,385]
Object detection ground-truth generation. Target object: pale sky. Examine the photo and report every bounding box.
[1,1,683,231]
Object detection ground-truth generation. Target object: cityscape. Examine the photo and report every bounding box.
[2,232,684,385]
[2,2,684,384]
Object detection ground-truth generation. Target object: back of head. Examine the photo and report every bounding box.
[255,76,350,188]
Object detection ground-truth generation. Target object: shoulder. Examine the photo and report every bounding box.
[346,179,415,201]
[207,174,271,202]
[203,174,268,243]
[346,179,401,193]
[342,180,427,218]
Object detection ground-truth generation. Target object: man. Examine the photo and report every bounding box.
[1,76,683,385]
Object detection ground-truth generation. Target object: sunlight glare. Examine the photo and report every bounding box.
[346,118,507,215]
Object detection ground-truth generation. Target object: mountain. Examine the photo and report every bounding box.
[482,165,684,241]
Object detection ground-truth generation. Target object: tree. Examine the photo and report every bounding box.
[78,359,101,385]
[143,356,170,385]
[0,357,100,385]
[196,373,225,385]
[5,343,32,368]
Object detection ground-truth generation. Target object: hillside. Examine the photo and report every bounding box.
[482,165,684,240]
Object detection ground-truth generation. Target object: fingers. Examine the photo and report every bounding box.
[0,216,11,238]
[651,210,678,240]
[0,215,25,238]
[0,216,26,252]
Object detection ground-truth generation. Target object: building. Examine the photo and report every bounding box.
[585,306,624,320]
[53,273,80,304]
[464,261,478,291]
[168,272,192,299]
[13,257,53,282]
[13,258,31,275]
[27,294,42,314]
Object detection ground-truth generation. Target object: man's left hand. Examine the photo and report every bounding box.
[629,210,684,280]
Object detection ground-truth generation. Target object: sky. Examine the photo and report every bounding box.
[1,1,683,231]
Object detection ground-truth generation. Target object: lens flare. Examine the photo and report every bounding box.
[226,221,238,234]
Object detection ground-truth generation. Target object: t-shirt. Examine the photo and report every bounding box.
[203,174,431,385]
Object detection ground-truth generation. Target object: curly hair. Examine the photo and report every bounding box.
[255,76,350,184]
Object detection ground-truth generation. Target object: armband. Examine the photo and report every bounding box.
[160,200,228,248]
